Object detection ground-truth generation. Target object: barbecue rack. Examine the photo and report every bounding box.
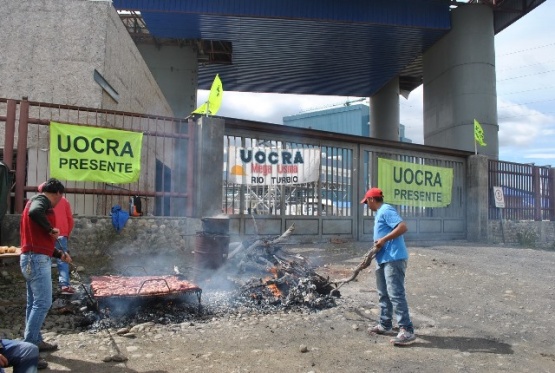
[89,274,202,310]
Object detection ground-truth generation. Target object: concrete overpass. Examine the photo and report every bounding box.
[114,0,545,159]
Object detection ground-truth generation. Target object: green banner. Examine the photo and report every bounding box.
[378,158,453,207]
[49,121,143,183]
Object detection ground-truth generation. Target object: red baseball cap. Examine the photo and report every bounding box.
[360,188,383,204]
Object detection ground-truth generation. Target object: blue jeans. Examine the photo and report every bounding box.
[55,237,70,287]
[0,339,39,373]
[375,259,414,333]
[20,253,52,345]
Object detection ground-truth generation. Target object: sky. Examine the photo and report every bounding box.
[197,2,555,166]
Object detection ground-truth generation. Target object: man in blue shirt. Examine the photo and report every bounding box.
[361,187,416,346]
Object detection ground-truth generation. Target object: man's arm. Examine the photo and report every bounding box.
[28,196,53,232]
[375,221,408,250]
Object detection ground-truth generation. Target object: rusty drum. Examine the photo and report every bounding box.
[194,231,230,270]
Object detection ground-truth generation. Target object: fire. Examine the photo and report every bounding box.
[266,281,282,297]
[266,266,283,297]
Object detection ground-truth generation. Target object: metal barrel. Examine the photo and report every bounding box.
[194,232,230,271]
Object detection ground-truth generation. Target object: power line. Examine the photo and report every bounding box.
[499,85,555,95]
[497,58,555,72]
[498,110,555,120]
[498,42,555,56]
[494,42,555,117]
[498,98,555,109]
[498,68,555,82]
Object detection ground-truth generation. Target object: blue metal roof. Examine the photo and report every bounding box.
[112,0,546,97]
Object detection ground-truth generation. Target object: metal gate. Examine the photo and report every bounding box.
[224,118,468,242]
[358,146,467,242]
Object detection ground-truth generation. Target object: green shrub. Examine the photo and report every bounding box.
[516,228,538,248]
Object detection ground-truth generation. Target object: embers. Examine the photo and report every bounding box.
[235,257,336,310]
[260,267,285,298]
[266,281,282,298]
[215,225,338,311]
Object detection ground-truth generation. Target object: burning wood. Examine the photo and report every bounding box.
[224,224,337,310]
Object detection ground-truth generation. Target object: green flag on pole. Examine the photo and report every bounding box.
[474,119,487,147]
[192,74,223,116]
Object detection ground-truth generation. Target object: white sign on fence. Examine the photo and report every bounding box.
[227,146,321,185]
[493,186,505,208]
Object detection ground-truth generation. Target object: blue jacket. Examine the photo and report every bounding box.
[111,205,129,233]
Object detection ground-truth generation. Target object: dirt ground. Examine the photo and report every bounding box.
[2,241,555,373]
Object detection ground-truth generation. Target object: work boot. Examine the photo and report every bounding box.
[37,340,58,352]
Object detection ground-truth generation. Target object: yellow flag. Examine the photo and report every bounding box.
[192,74,223,115]
[474,119,487,146]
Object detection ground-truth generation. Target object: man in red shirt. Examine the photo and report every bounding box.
[20,178,72,369]
[38,182,74,294]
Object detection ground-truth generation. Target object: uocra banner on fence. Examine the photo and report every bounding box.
[228,146,320,185]
[378,158,453,207]
[49,121,143,183]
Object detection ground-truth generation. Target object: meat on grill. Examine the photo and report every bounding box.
[90,275,201,298]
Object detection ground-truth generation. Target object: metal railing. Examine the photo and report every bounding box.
[488,159,555,221]
[0,97,195,217]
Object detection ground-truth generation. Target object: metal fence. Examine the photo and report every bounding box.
[361,149,466,219]
[223,118,471,241]
[223,135,355,218]
[488,159,555,221]
[0,98,195,217]
[11,96,547,240]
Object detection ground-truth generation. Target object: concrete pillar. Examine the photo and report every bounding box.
[194,117,225,218]
[136,44,198,118]
[423,4,498,158]
[467,155,489,242]
[370,76,400,141]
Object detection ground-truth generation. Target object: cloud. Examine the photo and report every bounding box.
[497,98,555,147]
[198,91,361,125]
[522,152,555,160]
[400,86,424,143]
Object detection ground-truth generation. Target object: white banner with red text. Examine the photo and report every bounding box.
[227,146,321,185]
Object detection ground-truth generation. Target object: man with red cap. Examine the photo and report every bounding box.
[361,187,416,346]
